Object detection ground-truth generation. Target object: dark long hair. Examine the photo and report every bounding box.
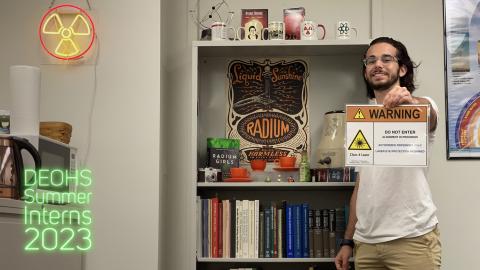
[363,37,419,99]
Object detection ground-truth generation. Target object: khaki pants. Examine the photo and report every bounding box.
[354,227,441,270]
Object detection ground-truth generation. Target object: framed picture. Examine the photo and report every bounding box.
[226,58,310,163]
[444,0,480,158]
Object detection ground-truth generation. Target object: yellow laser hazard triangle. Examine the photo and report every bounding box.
[354,109,365,119]
[348,130,371,150]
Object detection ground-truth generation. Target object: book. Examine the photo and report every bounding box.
[302,203,309,258]
[314,209,323,257]
[328,209,336,257]
[308,209,314,258]
[219,201,223,258]
[264,206,272,257]
[277,208,283,258]
[197,197,202,258]
[294,205,302,257]
[286,204,294,258]
[322,209,329,257]
[283,7,305,40]
[235,200,241,258]
[202,199,209,258]
[254,200,259,258]
[231,200,237,258]
[259,209,264,258]
[242,200,249,258]
[249,200,255,258]
[241,9,268,40]
[207,138,240,179]
[272,203,277,258]
[212,198,219,257]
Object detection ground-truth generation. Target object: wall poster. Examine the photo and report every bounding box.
[226,59,310,163]
[445,0,480,158]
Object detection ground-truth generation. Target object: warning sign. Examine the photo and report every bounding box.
[354,109,365,119]
[345,104,429,167]
[348,130,371,150]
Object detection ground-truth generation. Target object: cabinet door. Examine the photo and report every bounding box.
[0,213,82,270]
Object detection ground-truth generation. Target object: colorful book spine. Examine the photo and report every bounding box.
[286,204,294,258]
[212,198,219,258]
[272,204,277,258]
[219,201,223,258]
[277,208,283,258]
[322,209,329,257]
[302,203,309,258]
[259,209,264,258]
[308,209,314,258]
[254,200,259,258]
[202,199,208,258]
[294,204,302,258]
[264,207,272,257]
[231,200,236,258]
[314,209,323,257]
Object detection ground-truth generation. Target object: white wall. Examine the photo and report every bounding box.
[165,0,479,269]
[0,1,162,269]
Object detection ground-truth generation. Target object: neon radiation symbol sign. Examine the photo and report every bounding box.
[39,4,95,60]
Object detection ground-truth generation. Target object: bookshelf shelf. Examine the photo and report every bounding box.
[197,257,353,263]
[197,182,355,190]
[195,40,370,57]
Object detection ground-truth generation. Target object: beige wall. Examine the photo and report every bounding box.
[0,1,162,269]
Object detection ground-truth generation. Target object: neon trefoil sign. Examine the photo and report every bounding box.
[39,4,95,60]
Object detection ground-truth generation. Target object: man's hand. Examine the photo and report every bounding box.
[335,246,353,270]
[382,86,417,108]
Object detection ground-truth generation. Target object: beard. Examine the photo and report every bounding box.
[366,69,400,92]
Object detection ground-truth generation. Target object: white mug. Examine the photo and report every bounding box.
[301,21,326,40]
[237,20,267,41]
[336,21,358,40]
[210,22,235,41]
[265,21,285,40]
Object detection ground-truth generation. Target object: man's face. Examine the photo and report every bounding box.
[363,43,406,92]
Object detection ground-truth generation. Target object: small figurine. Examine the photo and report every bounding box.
[287,176,295,182]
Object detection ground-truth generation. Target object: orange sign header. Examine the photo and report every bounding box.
[346,105,428,122]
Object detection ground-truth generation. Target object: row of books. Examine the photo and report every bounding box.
[196,198,349,259]
[311,167,357,182]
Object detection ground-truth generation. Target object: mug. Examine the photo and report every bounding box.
[336,21,358,40]
[210,22,236,41]
[250,159,267,171]
[266,21,285,40]
[230,167,249,178]
[237,20,267,41]
[274,156,297,168]
[301,21,326,40]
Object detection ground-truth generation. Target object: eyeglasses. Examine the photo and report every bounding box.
[362,54,398,66]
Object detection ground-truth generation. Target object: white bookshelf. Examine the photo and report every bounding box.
[192,40,369,270]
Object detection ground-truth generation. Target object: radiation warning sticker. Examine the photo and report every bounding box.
[348,130,371,150]
[345,104,429,166]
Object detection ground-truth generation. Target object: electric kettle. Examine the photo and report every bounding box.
[0,136,41,199]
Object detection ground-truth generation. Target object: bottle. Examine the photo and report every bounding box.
[299,151,311,182]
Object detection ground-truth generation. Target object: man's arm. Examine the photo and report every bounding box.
[412,97,437,132]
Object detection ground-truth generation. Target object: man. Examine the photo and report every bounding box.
[335,37,441,270]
